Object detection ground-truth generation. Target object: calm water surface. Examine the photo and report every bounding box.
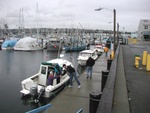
[0,49,85,113]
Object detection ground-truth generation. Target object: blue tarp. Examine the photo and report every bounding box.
[2,39,18,48]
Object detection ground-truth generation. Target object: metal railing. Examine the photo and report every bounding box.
[76,108,83,113]
[96,44,120,113]
[26,104,51,113]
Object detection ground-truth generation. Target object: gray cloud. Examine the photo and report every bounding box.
[0,0,150,32]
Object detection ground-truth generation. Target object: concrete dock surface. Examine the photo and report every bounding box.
[117,41,150,113]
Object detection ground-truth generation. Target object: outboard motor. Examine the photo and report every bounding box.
[35,87,45,103]
[30,84,38,100]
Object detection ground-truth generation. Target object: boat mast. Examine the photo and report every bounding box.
[19,8,25,38]
[36,3,39,38]
[0,18,4,38]
[18,9,20,37]
[79,23,85,45]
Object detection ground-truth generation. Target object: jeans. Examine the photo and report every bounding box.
[105,52,108,57]
[69,72,81,86]
[86,66,93,77]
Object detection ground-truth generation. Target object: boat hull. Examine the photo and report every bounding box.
[46,45,62,51]
[1,47,14,50]
[64,45,86,52]
[14,46,43,51]
[77,59,87,66]
[44,75,69,98]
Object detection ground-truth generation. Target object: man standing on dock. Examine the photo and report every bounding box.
[86,57,95,79]
[63,64,81,88]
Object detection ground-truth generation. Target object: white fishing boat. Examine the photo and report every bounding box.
[93,45,104,56]
[77,50,98,66]
[14,37,43,51]
[20,56,72,99]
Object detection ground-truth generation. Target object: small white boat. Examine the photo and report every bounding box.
[94,39,101,45]
[14,37,43,51]
[20,57,72,98]
[77,50,98,66]
[93,45,104,56]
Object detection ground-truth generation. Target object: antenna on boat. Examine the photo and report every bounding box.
[57,41,62,58]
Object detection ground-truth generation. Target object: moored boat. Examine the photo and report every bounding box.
[93,45,104,56]
[64,35,87,52]
[20,56,72,99]
[77,50,98,66]
[14,37,43,51]
[1,39,18,50]
[46,37,62,51]
[64,44,87,52]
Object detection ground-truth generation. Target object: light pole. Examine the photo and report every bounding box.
[95,7,116,52]
[117,23,119,45]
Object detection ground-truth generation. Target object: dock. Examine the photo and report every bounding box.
[97,41,150,113]
[42,52,108,113]
[41,40,150,113]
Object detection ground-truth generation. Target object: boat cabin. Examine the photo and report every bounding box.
[39,62,62,86]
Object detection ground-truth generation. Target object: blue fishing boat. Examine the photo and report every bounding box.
[64,44,86,52]
[64,35,87,52]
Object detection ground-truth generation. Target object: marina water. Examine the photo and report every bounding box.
[0,49,85,113]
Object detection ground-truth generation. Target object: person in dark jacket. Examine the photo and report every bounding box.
[63,64,81,88]
[86,57,95,79]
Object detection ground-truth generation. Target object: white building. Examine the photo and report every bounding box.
[138,19,150,40]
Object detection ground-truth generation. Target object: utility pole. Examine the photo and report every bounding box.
[113,9,116,52]
[117,23,119,47]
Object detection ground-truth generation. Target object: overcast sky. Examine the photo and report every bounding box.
[0,0,150,32]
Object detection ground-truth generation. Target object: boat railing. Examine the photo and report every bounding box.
[25,104,51,113]
[30,74,39,81]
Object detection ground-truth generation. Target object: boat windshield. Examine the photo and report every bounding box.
[94,46,102,49]
[80,53,91,57]
[41,66,47,74]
